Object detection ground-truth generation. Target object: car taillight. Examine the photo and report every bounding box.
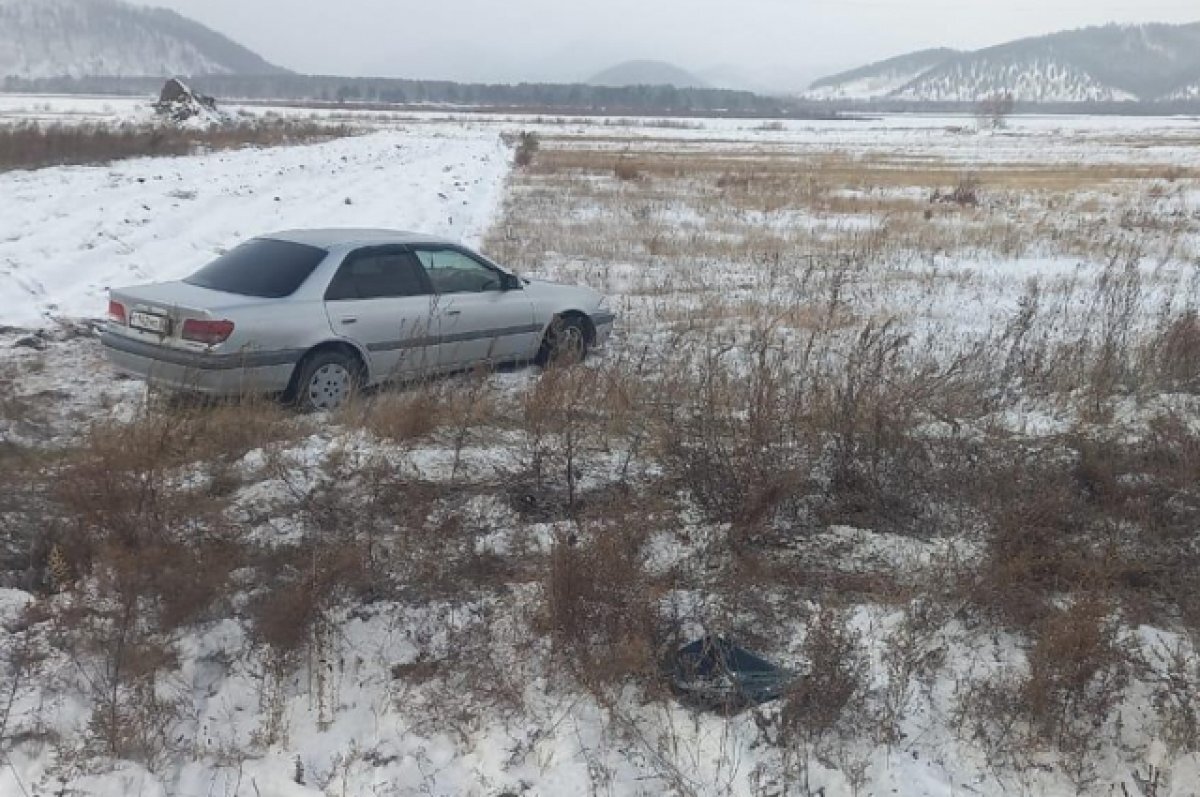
[107,299,126,325]
[181,318,235,345]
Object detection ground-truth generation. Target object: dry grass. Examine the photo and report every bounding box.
[486,136,1200,274]
[5,121,1200,786]
[0,118,358,172]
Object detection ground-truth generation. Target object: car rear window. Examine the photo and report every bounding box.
[184,238,328,298]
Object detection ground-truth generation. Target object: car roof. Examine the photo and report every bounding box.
[262,228,460,248]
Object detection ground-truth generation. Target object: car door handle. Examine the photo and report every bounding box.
[445,310,462,316]
[340,316,358,324]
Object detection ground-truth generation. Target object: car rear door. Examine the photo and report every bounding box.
[411,246,538,370]
[323,246,439,382]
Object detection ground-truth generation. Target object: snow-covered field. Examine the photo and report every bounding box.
[3,99,1200,797]
[1,123,508,327]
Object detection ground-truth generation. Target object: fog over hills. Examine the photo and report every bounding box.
[588,60,709,89]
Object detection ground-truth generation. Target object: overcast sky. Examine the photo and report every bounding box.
[132,0,1200,90]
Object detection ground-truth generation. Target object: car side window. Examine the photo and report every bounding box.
[326,249,429,300]
[413,248,503,294]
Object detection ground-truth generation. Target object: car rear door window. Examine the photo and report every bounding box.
[413,248,503,294]
[325,249,430,300]
[184,238,328,298]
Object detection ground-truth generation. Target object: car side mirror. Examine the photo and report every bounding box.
[501,273,522,291]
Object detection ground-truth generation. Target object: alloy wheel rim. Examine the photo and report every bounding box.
[307,363,351,410]
[556,326,584,361]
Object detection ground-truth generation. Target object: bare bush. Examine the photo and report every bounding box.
[780,609,867,741]
[514,130,539,167]
[972,463,1091,628]
[0,119,357,172]
[975,92,1015,130]
[931,172,981,206]
[34,411,258,764]
[614,157,643,181]
[1021,597,1130,753]
[541,516,659,692]
[955,597,1130,784]
[756,608,869,795]
[517,361,616,517]
[1151,310,1200,393]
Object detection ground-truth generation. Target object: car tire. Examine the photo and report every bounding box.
[292,350,361,411]
[536,315,588,367]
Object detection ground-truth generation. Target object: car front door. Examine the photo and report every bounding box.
[323,246,440,383]
[412,246,538,370]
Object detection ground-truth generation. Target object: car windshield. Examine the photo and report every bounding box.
[184,238,328,298]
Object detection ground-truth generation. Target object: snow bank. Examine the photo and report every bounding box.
[0,124,510,328]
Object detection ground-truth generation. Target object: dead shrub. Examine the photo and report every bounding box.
[716,173,751,191]
[518,363,611,518]
[811,319,944,529]
[291,446,490,599]
[1021,597,1130,755]
[248,542,370,655]
[755,608,869,795]
[0,445,51,591]
[931,172,980,206]
[955,597,1130,782]
[1152,310,1200,392]
[614,157,643,181]
[541,520,658,691]
[655,336,812,533]
[53,585,184,766]
[26,408,260,763]
[0,119,357,172]
[514,130,539,168]
[658,317,963,538]
[49,413,243,617]
[246,442,507,674]
[1152,640,1200,753]
[353,374,499,454]
[973,466,1092,628]
[975,93,1015,130]
[780,608,867,741]
[1084,257,1145,404]
[358,388,444,442]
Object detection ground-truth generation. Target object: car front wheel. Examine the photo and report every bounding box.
[537,315,588,366]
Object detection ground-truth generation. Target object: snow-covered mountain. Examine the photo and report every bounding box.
[1166,83,1200,100]
[893,57,1136,103]
[0,0,287,79]
[805,49,959,101]
[806,22,1200,103]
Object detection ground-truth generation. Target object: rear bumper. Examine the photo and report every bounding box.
[100,332,299,395]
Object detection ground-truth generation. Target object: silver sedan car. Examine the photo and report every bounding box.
[101,229,615,410]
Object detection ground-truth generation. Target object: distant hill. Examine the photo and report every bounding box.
[588,60,709,89]
[806,22,1200,103]
[806,49,960,101]
[0,0,287,79]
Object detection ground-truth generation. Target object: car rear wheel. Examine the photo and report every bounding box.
[537,315,588,366]
[293,350,360,411]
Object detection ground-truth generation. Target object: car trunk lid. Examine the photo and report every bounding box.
[107,281,260,350]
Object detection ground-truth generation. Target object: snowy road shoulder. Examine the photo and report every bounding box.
[0,125,511,328]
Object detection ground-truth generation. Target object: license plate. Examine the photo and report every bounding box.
[129,311,170,334]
